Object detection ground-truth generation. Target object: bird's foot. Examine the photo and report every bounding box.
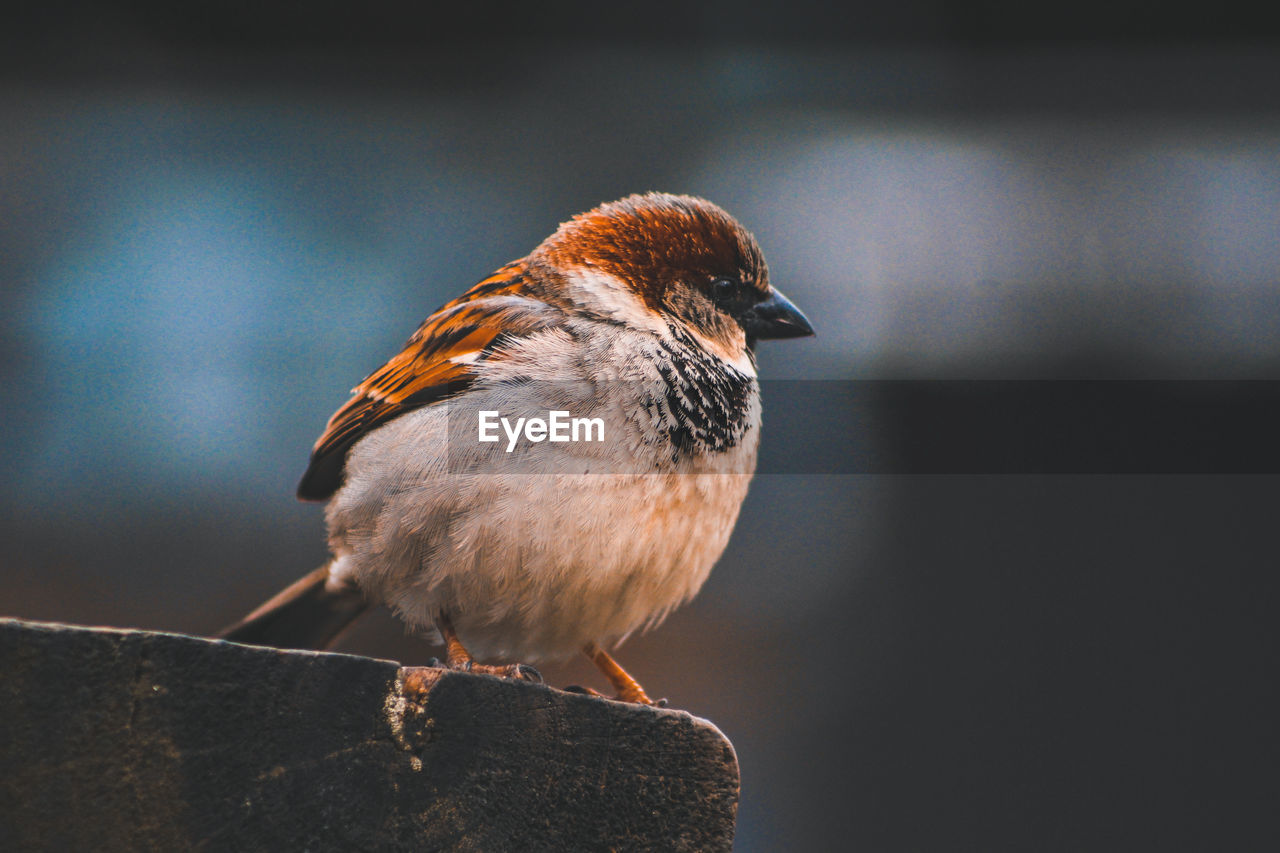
[425,656,542,683]
[466,661,543,683]
[579,642,667,705]
[428,614,543,683]
[563,684,668,707]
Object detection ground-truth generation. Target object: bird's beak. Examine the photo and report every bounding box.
[742,288,815,340]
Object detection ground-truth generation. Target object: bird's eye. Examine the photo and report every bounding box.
[711,277,739,295]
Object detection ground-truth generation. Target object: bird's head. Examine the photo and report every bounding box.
[532,193,813,367]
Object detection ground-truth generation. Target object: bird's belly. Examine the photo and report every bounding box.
[392,470,751,661]
[326,386,759,662]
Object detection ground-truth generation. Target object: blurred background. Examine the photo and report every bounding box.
[4,3,1280,849]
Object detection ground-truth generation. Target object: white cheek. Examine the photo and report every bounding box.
[723,348,757,377]
[682,323,757,377]
[565,266,757,377]
[562,267,669,335]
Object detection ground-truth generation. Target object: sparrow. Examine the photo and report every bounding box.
[220,193,813,704]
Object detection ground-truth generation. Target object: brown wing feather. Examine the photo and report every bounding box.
[296,262,555,501]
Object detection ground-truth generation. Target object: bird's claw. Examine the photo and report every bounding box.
[564,684,606,697]
[563,684,668,707]
[513,663,543,683]
[426,657,542,684]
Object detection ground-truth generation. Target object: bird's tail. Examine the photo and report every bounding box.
[218,563,369,650]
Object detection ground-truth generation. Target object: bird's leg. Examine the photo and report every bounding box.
[432,612,541,683]
[582,642,660,705]
[437,611,474,670]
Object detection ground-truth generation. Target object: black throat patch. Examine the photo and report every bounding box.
[649,326,757,461]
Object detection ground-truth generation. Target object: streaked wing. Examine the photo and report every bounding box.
[297,262,557,500]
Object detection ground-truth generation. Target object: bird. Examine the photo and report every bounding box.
[219,192,813,704]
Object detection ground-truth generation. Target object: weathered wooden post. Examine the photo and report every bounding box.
[0,618,739,851]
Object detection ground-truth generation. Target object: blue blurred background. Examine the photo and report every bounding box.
[4,4,1280,849]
